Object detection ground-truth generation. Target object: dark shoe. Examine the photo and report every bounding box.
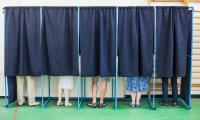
[99,103,108,108]
[135,104,141,107]
[160,102,168,106]
[172,102,178,106]
[129,103,135,107]
[87,103,98,108]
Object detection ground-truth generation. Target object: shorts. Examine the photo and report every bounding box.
[92,76,110,82]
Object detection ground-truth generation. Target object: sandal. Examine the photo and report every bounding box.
[129,103,135,107]
[57,101,63,106]
[87,103,98,108]
[65,102,72,107]
[135,104,141,107]
[99,103,108,108]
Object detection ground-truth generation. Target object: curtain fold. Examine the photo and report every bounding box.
[156,7,191,77]
[180,8,193,106]
[7,76,17,104]
[5,7,41,76]
[118,7,154,77]
[42,7,79,76]
[80,7,116,77]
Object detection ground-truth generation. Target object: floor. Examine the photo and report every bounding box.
[0,98,200,120]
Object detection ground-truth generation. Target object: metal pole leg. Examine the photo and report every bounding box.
[4,76,8,107]
[41,76,44,110]
[115,7,119,110]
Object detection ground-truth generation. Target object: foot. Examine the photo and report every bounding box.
[172,102,178,106]
[160,102,168,106]
[17,100,25,106]
[99,103,108,108]
[87,103,98,108]
[29,101,40,106]
[129,103,135,107]
[57,101,63,106]
[65,102,72,107]
[135,104,141,107]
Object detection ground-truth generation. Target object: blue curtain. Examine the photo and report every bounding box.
[5,7,41,76]
[7,77,17,104]
[80,7,116,77]
[5,7,41,104]
[156,7,192,105]
[4,7,192,105]
[118,7,154,77]
[180,8,193,106]
[42,7,79,76]
[156,7,191,78]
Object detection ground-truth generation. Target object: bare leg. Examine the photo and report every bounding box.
[65,89,72,106]
[131,92,137,104]
[65,89,70,103]
[57,88,63,106]
[100,80,107,104]
[92,79,98,104]
[136,92,142,105]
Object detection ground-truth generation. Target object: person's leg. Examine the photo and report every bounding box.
[27,76,40,106]
[100,79,108,104]
[92,77,98,104]
[130,92,136,105]
[64,89,72,106]
[136,92,141,107]
[162,77,168,106]
[171,77,178,106]
[16,76,25,105]
[57,88,63,106]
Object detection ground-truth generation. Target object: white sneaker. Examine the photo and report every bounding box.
[65,102,72,107]
[29,102,40,106]
[17,100,25,106]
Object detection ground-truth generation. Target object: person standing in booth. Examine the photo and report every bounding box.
[87,77,109,108]
[161,77,178,106]
[16,76,40,106]
[57,76,74,107]
[127,77,149,107]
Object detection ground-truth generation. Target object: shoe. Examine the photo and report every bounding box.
[29,102,40,106]
[135,104,141,107]
[57,101,63,106]
[17,100,25,106]
[65,102,72,107]
[17,101,24,106]
[172,102,178,106]
[87,103,98,108]
[99,103,108,108]
[160,102,168,106]
[129,103,135,107]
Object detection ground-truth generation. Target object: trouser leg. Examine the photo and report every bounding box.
[162,77,168,104]
[17,76,25,105]
[27,76,36,104]
[171,77,178,103]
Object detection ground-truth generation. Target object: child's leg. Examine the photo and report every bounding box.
[100,80,107,104]
[131,92,137,104]
[136,92,141,105]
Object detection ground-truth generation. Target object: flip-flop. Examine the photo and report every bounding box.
[99,103,108,108]
[87,103,98,108]
[129,103,135,107]
[135,104,141,107]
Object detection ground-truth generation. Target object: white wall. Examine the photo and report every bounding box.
[0,0,199,97]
